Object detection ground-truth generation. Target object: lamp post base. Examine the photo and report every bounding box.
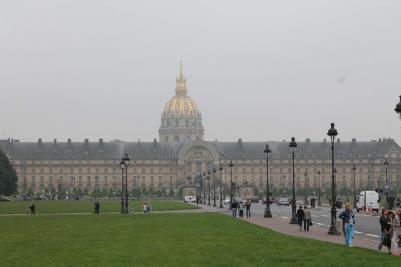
[264,208,272,218]
[290,217,298,224]
[328,224,340,235]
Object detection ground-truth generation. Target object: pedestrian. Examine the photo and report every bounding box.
[303,206,312,232]
[143,203,147,214]
[239,202,244,218]
[231,201,237,217]
[378,208,389,251]
[296,206,304,231]
[94,201,99,214]
[395,209,401,248]
[148,202,152,213]
[382,210,395,254]
[196,196,200,205]
[339,203,355,247]
[245,200,251,218]
[29,203,36,216]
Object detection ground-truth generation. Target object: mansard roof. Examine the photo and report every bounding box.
[1,138,400,161]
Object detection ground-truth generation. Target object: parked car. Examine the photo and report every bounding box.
[277,197,290,206]
[184,196,197,203]
[262,197,274,204]
[0,195,12,202]
[249,197,259,203]
[223,197,231,205]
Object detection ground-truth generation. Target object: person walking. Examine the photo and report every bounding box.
[245,200,251,218]
[378,208,388,251]
[339,203,355,247]
[296,206,304,231]
[303,206,312,232]
[29,203,36,216]
[231,201,238,217]
[382,210,395,254]
[239,201,244,218]
[395,209,401,248]
[143,203,147,214]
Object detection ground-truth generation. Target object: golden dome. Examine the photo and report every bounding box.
[163,95,200,115]
[163,61,200,116]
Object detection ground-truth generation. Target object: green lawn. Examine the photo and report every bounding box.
[0,213,399,267]
[0,200,198,214]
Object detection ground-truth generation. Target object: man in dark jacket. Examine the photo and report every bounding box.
[378,208,388,251]
[296,206,304,231]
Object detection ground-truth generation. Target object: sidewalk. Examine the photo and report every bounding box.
[195,204,388,253]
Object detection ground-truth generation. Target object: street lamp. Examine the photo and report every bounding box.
[317,170,321,207]
[219,164,224,208]
[213,168,217,207]
[304,171,308,205]
[327,123,340,235]
[384,159,390,209]
[207,170,211,206]
[289,137,298,224]
[352,165,357,209]
[120,160,125,213]
[121,153,130,214]
[264,144,272,218]
[202,171,206,204]
[395,95,401,118]
[229,161,234,204]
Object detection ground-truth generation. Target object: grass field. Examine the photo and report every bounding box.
[0,200,198,214]
[0,213,399,267]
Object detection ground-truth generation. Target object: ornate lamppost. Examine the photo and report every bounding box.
[289,137,298,224]
[327,123,340,235]
[384,159,390,209]
[229,161,234,204]
[213,168,217,207]
[120,154,130,214]
[264,145,272,218]
[317,170,321,207]
[207,170,211,206]
[352,165,357,209]
[219,164,224,208]
[120,160,125,213]
[202,171,206,204]
[304,171,308,205]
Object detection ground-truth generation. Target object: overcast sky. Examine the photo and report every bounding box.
[1,1,401,144]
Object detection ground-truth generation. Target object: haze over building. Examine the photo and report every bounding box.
[1,64,401,197]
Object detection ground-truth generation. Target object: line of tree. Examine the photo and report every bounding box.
[0,149,17,195]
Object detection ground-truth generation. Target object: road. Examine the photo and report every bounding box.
[248,202,382,243]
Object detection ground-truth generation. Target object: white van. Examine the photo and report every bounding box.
[356,191,380,213]
[184,196,197,203]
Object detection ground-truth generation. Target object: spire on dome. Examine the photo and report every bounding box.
[175,60,188,96]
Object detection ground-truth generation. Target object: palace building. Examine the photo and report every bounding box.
[1,63,401,197]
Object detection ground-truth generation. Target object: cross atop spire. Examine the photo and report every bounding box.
[175,60,188,96]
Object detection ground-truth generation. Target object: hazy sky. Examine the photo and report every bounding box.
[1,1,401,143]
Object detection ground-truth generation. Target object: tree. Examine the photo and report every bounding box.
[0,150,18,195]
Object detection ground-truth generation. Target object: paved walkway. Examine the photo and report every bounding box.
[195,204,400,255]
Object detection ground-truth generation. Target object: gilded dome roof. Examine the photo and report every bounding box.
[163,62,200,116]
[163,95,200,115]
